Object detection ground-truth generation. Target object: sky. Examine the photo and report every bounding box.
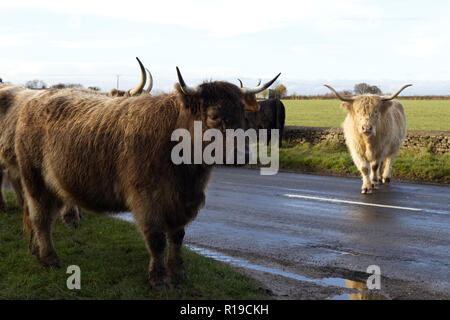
[1,0,450,95]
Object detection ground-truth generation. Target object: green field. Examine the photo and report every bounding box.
[283,99,450,131]
[0,192,266,300]
[278,142,449,184]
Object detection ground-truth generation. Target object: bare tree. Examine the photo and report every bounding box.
[25,79,48,89]
[50,83,84,89]
[272,84,287,99]
[354,83,382,95]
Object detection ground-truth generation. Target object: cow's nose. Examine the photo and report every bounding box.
[362,125,372,133]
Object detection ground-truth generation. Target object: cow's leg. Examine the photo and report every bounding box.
[146,230,168,288]
[130,195,170,288]
[0,169,6,211]
[20,166,61,268]
[381,156,393,184]
[60,204,81,230]
[351,153,372,194]
[168,227,187,283]
[7,169,25,210]
[370,160,380,189]
[377,160,385,184]
[24,193,61,268]
[134,217,168,288]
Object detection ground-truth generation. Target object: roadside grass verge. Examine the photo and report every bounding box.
[283,99,450,131]
[278,141,450,184]
[0,191,266,300]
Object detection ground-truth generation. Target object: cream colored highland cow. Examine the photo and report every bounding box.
[325,84,411,194]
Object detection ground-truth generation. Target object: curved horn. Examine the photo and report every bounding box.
[381,84,412,101]
[324,84,354,102]
[241,73,281,94]
[145,68,153,93]
[238,79,261,88]
[176,67,196,95]
[128,57,147,96]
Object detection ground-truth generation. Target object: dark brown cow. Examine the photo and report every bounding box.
[15,68,279,288]
[238,79,285,147]
[244,99,285,147]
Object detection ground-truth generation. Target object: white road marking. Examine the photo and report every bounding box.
[284,194,423,212]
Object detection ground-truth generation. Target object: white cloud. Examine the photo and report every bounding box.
[397,36,447,58]
[52,39,145,49]
[2,0,382,37]
[0,32,34,47]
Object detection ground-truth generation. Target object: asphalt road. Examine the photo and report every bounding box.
[182,167,450,299]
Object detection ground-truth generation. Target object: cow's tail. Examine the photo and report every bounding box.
[277,100,286,148]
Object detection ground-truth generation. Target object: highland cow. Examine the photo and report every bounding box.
[0,57,152,222]
[244,99,285,147]
[237,80,285,147]
[0,84,82,228]
[15,68,279,288]
[325,84,411,194]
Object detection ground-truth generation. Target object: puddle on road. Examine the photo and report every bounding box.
[187,245,389,300]
[111,213,388,300]
[331,279,388,300]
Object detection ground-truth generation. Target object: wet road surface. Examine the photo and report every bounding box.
[113,167,449,299]
[181,167,450,299]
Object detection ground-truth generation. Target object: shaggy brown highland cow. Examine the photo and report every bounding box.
[0,84,82,227]
[0,57,151,227]
[15,68,279,288]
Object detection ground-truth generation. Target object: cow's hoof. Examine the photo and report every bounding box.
[382,177,391,184]
[149,277,170,291]
[149,268,170,290]
[62,216,81,230]
[169,266,188,285]
[28,232,40,257]
[62,208,81,229]
[39,252,61,269]
[361,187,372,194]
[371,183,379,190]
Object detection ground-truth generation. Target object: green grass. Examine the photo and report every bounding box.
[278,141,450,184]
[283,99,450,131]
[0,191,266,300]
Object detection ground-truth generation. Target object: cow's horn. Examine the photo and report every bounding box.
[238,79,260,88]
[128,57,147,96]
[381,84,412,101]
[145,68,153,93]
[324,84,354,102]
[176,67,196,95]
[241,73,281,94]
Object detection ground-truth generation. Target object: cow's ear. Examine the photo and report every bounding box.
[380,100,393,113]
[341,101,352,113]
[175,83,201,110]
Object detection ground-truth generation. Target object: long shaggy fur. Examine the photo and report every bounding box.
[341,95,406,193]
[14,81,246,287]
